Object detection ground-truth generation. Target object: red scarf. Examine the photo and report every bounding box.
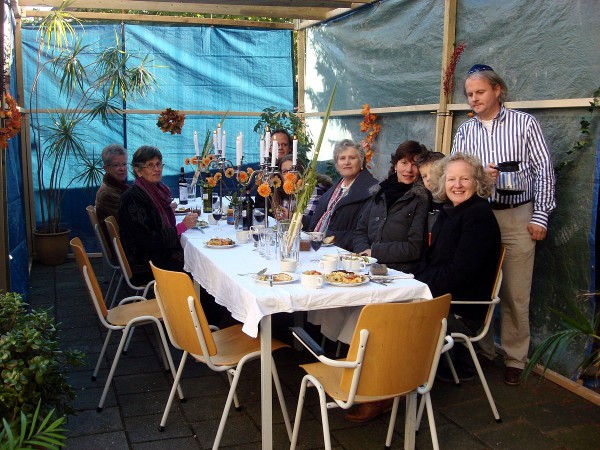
[134,177,175,228]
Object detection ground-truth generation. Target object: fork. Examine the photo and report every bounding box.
[237,268,268,277]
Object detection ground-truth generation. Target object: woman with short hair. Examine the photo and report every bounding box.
[118,146,197,284]
[308,139,378,251]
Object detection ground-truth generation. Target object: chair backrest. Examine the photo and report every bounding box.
[105,216,133,279]
[86,205,116,264]
[150,262,217,356]
[341,294,451,397]
[70,237,108,318]
[490,245,506,300]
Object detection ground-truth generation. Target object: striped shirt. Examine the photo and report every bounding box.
[452,106,556,229]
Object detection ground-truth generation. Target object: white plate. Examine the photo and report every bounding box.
[327,277,370,287]
[205,243,236,249]
[253,272,299,285]
[339,253,378,265]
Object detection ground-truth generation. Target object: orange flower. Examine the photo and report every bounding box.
[361,104,370,115]
[468,112,474,118]
[257,183,271,197]
[202,157,211,166]
[283,179,295,195]
[359,121,369,132]
[224,167,235,178]
[191,156,200,165]
[214,172,222,182]
[237,171,249,183]
[207,177,217,188]
[184,157,191,165]
[246,167,254,175]
[209,154,216,161]
[272,176,282,189]
[284,172,297,182]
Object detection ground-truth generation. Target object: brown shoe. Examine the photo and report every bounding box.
[345,399,394,423]
[504,367,523,386]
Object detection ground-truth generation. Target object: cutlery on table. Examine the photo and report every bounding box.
[237,268,268,277]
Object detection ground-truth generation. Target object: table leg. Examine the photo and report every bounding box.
[260,315,273,450]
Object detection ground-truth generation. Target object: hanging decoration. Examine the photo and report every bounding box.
[157,107,185,134]
[0,93,21,149]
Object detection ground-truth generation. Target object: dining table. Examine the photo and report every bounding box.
[178,210,433,449]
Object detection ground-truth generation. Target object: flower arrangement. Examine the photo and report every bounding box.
[442,42,467,97]
[0,93,21,149]
[157,107,185,134]
[359,104,381,167]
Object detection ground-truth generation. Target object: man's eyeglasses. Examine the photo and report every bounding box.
[141,162,165,170]
[108,163,128,169]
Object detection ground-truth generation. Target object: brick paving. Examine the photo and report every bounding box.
[29,259,600,449]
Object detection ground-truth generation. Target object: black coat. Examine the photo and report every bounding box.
[353,180,429,272]
[308,170,379,251]
[414,195,501,322]
[118,185,184,283]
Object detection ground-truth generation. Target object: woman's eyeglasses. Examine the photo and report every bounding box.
[141,162,165,170]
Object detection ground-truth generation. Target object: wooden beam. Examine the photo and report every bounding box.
[296,23,306,119]
[19,0,332,20]
[448,98,595,111]
[532,365,600,407]
[23,108,266,116]
[24,10,295,28]
[435,0,457,155]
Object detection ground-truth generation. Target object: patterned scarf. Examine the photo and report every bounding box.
[314,181,348,233]
[134,177,175,228]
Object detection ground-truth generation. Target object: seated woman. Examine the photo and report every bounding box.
[272,155,305,221]
[415,152,501,380]
[118,145,198,285]
[308,139,378,251]
[353,140,429,272]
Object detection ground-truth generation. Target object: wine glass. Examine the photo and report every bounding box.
[212,206,224,231]
[253,208,266,225]
[307,231,324,261]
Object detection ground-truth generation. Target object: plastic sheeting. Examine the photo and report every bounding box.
[21,24,293,250]
[305,0,600,376]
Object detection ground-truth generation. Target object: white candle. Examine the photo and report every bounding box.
[265,128,271,158]
[292,135,298,166]
[213,131,217,151]
[221,131,226,159]
[194,131,199,156]
[271,137,278,166]
[216,124,222,152]
[236,133,243,166]
[260,137,265,162]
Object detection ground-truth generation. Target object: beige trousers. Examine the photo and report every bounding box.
[479,202,536,369]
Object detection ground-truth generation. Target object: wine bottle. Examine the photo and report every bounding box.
[203,178,213,213]
[241,188,254,230]
[178,167,188,205]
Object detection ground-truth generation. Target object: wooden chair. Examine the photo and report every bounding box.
[86,205,123,307]
[289,294,452,450]
[150,262,292,449]
[70,238,183,412]
[440,245,507,423]
[104,215,153,298]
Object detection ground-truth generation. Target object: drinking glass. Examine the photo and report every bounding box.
[186,178,196,202]
[306,231,324,261]
[253,208,266,225]
[212,206,224,230]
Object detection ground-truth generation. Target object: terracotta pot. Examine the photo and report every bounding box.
[33,229,71,266]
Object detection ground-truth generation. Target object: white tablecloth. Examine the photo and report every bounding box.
[180,215,432,337]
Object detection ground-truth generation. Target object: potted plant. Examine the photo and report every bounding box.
[522,292,599,386]
[29,4,158,264]
[0,292,83,424]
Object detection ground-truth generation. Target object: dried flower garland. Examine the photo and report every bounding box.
[443,42,467,97]
[0,93,21,149]
[359,104,381,166]
[157,108,185,134]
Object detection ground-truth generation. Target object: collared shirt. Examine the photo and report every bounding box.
[452,106,556,229]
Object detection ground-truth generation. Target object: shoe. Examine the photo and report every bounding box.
[344,399,394,423]
[477,354,494,369]
[504,367,523,386]
[436,364,474,383]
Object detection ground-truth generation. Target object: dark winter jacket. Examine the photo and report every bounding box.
[415,195,501,322]
[353,179,429,272]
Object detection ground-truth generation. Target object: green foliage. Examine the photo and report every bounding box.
[0,400,67,449]
[30,3,160,233]
[522,292,599,381]
[0,293,84,423]
[254,107,314,165]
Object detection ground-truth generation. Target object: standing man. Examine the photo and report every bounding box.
[452,64,556,386]
[272,128,291,160]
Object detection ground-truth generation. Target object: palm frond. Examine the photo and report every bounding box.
[37,1,81,51]
[69,153,103,189]
[52,40,91,96]
[84,97,123,130]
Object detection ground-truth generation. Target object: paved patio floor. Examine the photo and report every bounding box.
[28,258,599,449]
